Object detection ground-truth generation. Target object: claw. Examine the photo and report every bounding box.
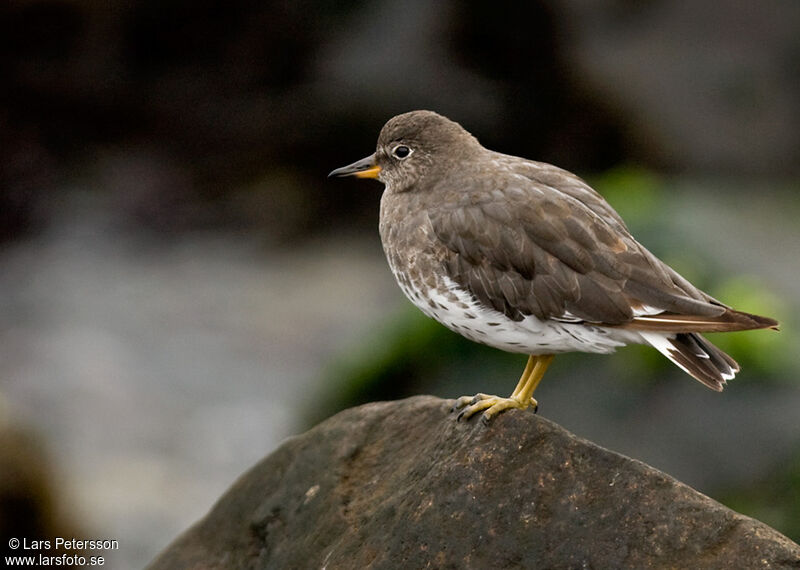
[452,395,476,414]
[452,393,538,422]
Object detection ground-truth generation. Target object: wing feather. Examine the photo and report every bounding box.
[429,160,751,329]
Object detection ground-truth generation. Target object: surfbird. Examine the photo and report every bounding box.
[329,110,778,421]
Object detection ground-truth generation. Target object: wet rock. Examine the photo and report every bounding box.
[148,396,800,569]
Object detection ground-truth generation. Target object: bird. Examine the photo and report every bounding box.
[329,110,779,422]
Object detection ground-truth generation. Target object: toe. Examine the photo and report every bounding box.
[452,395,475,411]
[453,393,539,422]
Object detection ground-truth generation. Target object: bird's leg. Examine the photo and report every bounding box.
[454,354,555,422]
[509,354,539,399]
[512,354,554,410]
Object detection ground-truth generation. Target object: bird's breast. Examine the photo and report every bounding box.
[379,192,442,286]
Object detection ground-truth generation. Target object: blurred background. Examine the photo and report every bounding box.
[1,0,798,567]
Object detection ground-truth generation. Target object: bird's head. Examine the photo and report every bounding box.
[329,110,480,193]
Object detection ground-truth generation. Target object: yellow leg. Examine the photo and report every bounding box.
[454,354,555,422]
[509,355,539,398]
[514,354,553,404]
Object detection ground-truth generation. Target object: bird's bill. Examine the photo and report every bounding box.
[328,154,381,179]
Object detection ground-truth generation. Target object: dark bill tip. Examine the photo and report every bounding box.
[328,154,381,179]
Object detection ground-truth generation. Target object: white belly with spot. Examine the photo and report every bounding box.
[393,271,642,355]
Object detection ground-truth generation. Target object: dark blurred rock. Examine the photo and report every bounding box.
[558,0,800,175]
[2,1,797,242]
[0,0,356,240]
[148,396,800,569]
[0,422,84,565]
[0,116,54,243]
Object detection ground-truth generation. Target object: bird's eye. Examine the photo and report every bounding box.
[391,145,412,159]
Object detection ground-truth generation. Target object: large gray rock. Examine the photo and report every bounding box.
[148,396,800,569]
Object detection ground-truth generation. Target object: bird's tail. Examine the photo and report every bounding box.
[628,308,779,333]
[639,331,740,391]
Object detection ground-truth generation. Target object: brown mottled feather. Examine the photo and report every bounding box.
[429,159,742,328]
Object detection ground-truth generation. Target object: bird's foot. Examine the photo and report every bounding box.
[453,393,538,423]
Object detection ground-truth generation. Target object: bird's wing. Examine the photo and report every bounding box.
[508,158,632,233]
[428,172,728,327]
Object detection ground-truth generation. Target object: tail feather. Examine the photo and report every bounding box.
[640,331,740,391]
[629,308,779,333]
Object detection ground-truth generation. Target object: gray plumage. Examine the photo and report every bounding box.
[331,110,778,392]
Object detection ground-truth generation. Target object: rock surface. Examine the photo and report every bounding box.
[148,396,800,569]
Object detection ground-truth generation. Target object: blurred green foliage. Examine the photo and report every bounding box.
[704,278,792,380]
[591,165,664,225]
